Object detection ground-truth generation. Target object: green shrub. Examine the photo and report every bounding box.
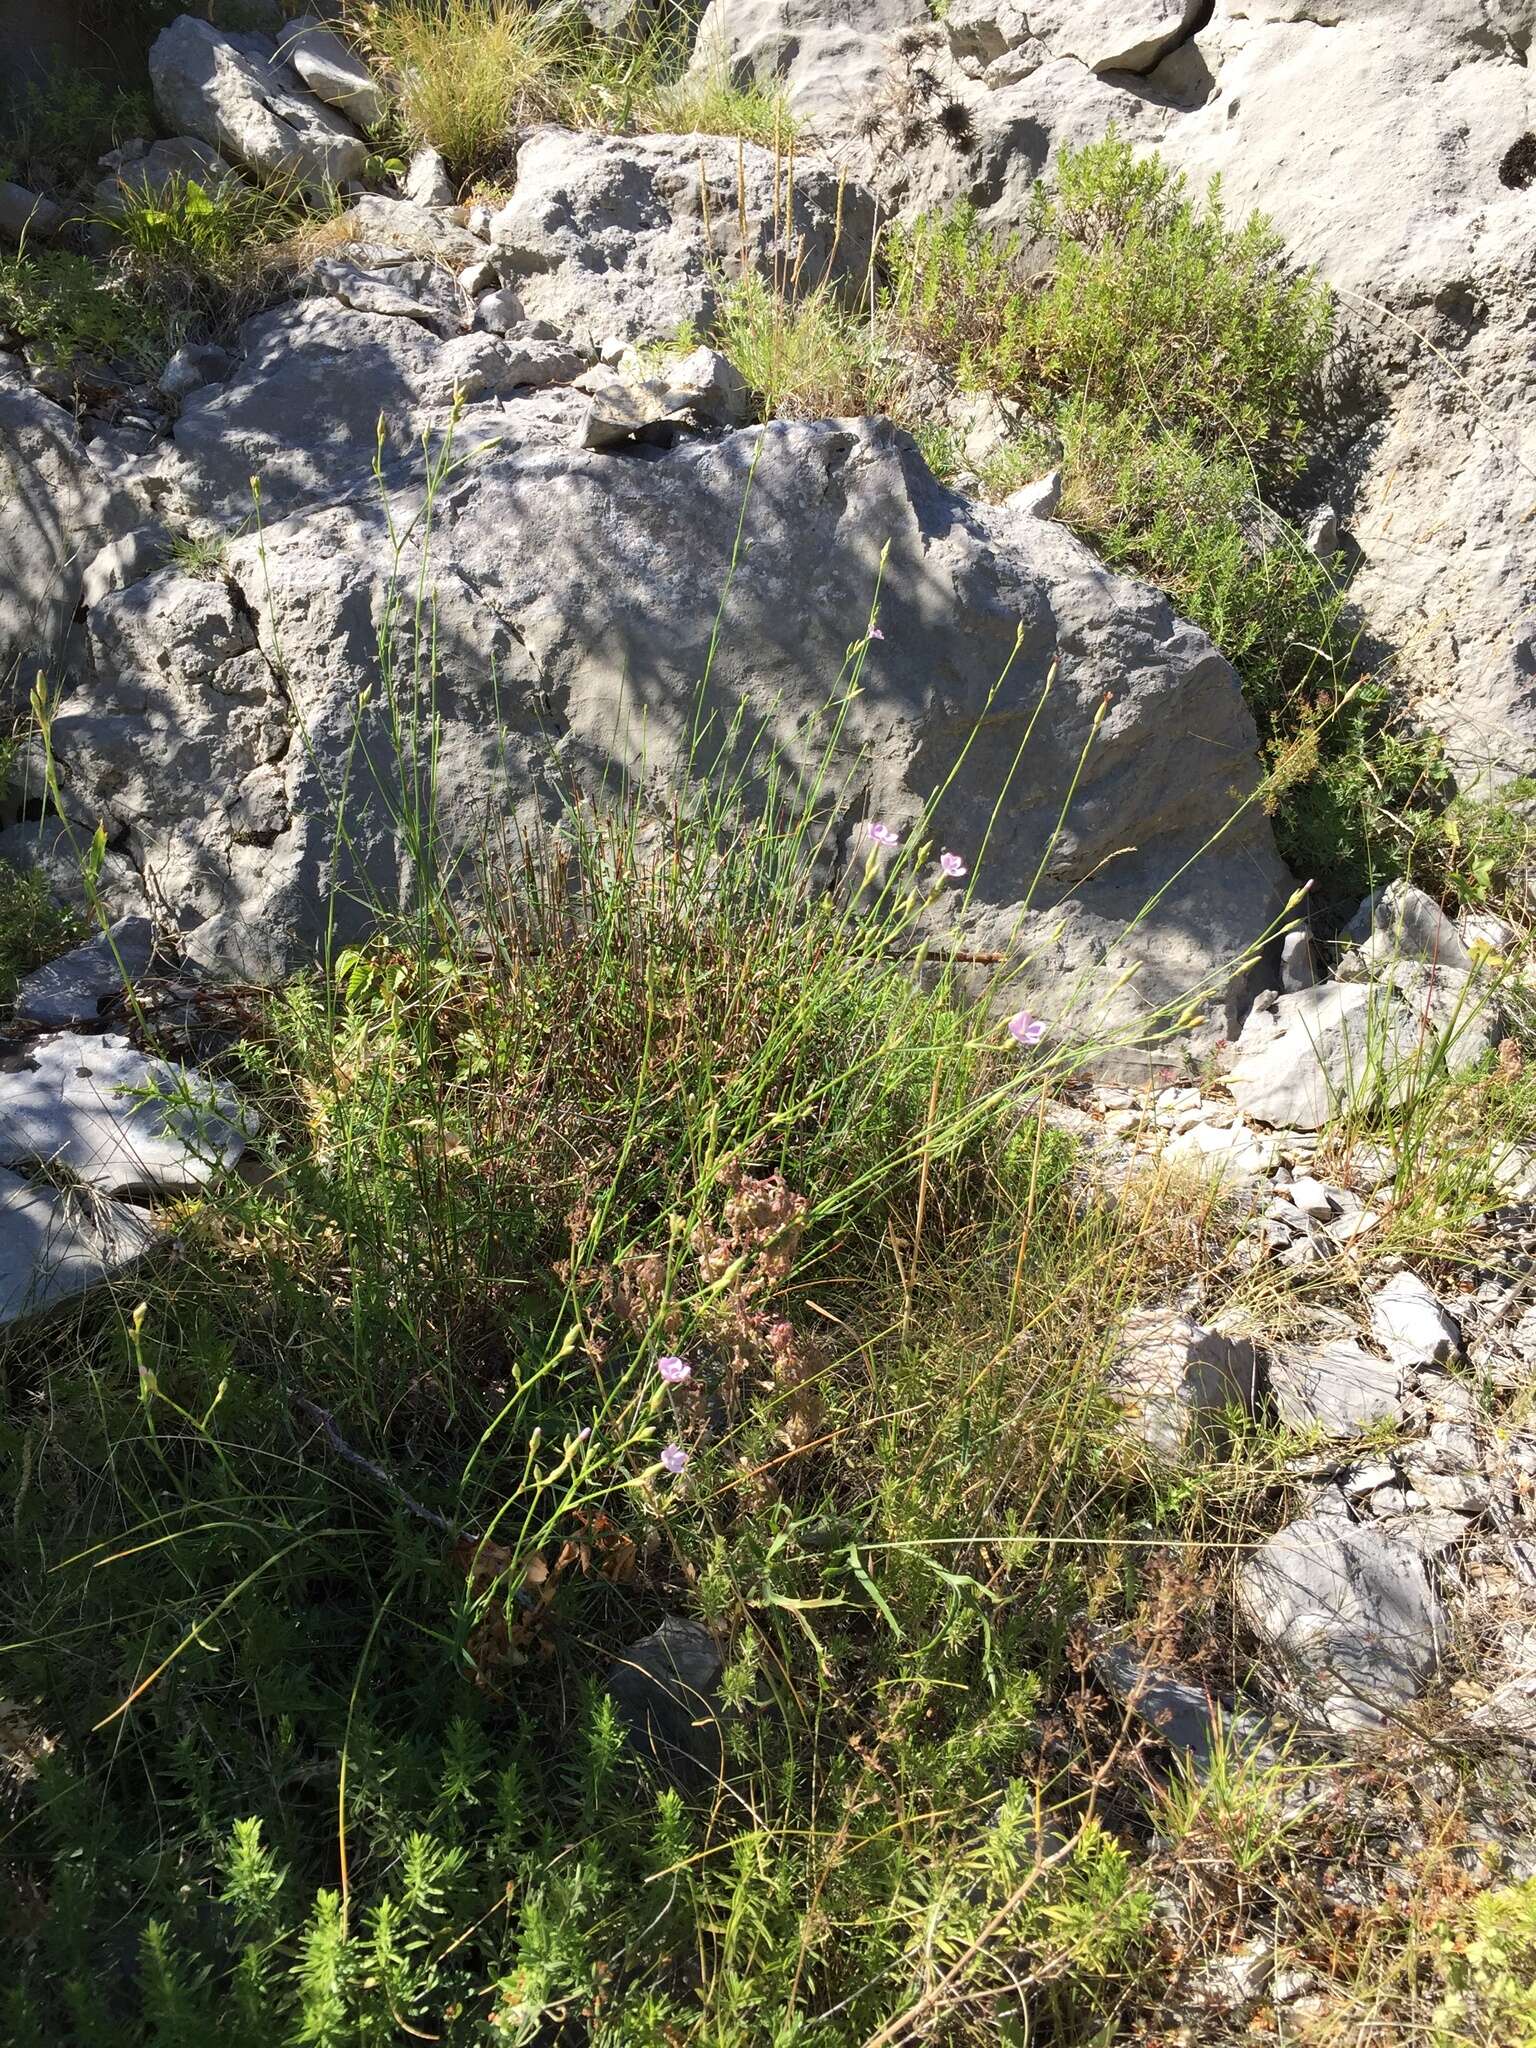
[1408,773,1536,920]
[0,246,155,369]
[1023,133,1334,482]
[861,142,1438,900]
[105,170,315,347]
[883,205,1035,394]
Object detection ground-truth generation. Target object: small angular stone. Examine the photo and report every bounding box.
[16,917,158,1029]
[1370,1270,1462,1367]
[404,145,454,207]
[159,342,233,401]
[1237,1514,1445,1723]
[1269,1339,1406,1439]
[472,288,527,336]
[1280,927,1318,992]
[1105,1308,1257,1459]
[1093,1641,1280,1771]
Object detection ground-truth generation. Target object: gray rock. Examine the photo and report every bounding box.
[94,135,240,219]
[1305,503,1339,562]
[606,1617,724,1789]
[1286,1175,1333,1220]
[1357,880,1473,975]
[471,288,528,336]
[0,182,64,243]
[494,337,589,388]
[0,822,149,921]
[15,916,158,1029]
[1093,1641,1280,1771]
[1407,1470,1489,1514]
[338,192,489,269]
[655,346,752,431]
[0,374,148,696]
[580,379,663,450]
[1268,1339,1406,1440]
[279,13,388,131]
[1369,1271,1462,1368]
[1280,927,1317,993]
[158,342,234,401]
[946,387,1020,470]
[1237,1514,1446,1729]
[1369,1509,1469,1562]
[0,1033,249,1197]
[1006,469,1062,519]
[1462,909,1517,958]
[312,256,464,336]
[167,300,570,520]
[487,127,877,346]
[79,525,173,610]
[952,0,1205,76]
[1226,966,1502,1131]
[579,346,750,448]
[689,0,925,128]
[149,15,367,189]
[403,145,455,208]
[1104,1308,1257,1459]
[0,1169,154,1327]
[458,258,500,300]
[86,405,1287,1016]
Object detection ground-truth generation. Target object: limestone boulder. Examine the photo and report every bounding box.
[1267,1338,1407,1440]
[164,301,588,521]
[16,916,158,1030]
[278,14,388,131]
[51,317,1288,1018]
[0,182,64,243]
[0,1033,249,1197]
[487,126,879,346]
[0,1170,154,1328]
[149,14,367,189]
[1226,966,1502,1130]
[689,0,926,126]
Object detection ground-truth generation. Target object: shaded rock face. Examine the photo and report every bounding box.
[42,296,1286,1020]
[0,374,148,698]
[689,0,1536,785]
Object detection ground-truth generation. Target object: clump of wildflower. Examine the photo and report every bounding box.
[660,1444,688,1476]
[656,1355,692,1385]
[1007,1009,1046,1048]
